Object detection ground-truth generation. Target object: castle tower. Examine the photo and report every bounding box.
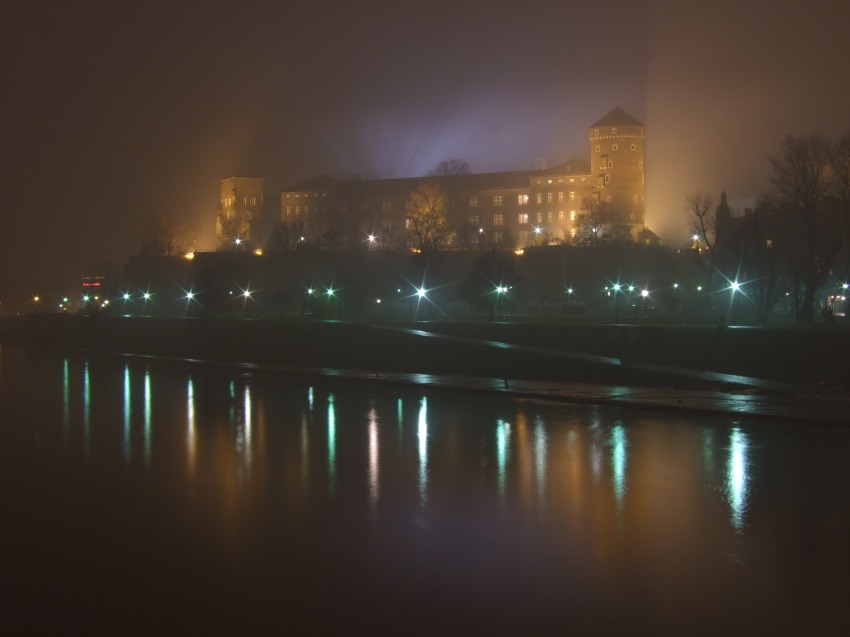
[216,177,264,249]
[589,107,645,233]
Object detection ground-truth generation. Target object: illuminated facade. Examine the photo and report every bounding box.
[279,107,647,249]
[216,177,264,248]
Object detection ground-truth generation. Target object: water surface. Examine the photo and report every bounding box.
[1,346,848,634]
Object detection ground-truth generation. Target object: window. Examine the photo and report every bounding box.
[469,196,479,208]
[569,178,575,184]
[405,219,412,229]
[639,161,643,169]
[606,196,612,202]
[493,195,503,206]
[536,212,543,223]
[547,192,553,203]
[558,210,565,222]
[558,192,564,202]
[766,239,774,249]
[286,206,292,217]
[382,200,391,213]
[612,144,618,151]
[581,177,586,183]
[594,129,599,136]
[535,179,542,184]
[608,160,613,168]
[493,231,504,243]
[304,205,309,214]
[569,191,576,203]
[631,144,636,151]
[536,193,542,204]
[493,214,503,226]
[604,175,610,184]
[612,128,617,134]
[548,211,554,222]
[570,210,576,221]
[469,214,479,225]
[595,146,600,152]
[518,230,528,244]
[518,194,528,205]
[285,194,291,199]
[383,219,393,229]
[518,213,528,224]
[295,193,300,198]
[633,195,638,202]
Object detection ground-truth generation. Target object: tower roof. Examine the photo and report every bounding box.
[591,106,643,128]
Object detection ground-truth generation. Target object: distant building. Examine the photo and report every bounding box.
[216,177,264,249]
[277,107,648,251]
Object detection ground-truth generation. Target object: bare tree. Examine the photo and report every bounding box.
[685,191,716,251]
[575,198,609,246]
[830,133,850,246]
[406,180,453,252]
[428,158,471,177]
[145,214,193,256]
[768,134,836,322]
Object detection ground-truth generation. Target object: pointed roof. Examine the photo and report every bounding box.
[591,106,643,128]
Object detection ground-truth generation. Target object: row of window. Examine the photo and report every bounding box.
[594,144,638,152]
[222,196,260,207]
[533,176,588,186]
[283,192,328,199]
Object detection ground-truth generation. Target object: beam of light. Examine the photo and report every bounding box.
[610,422,628,510]
[123,364,131,461]
[496,418,510,501]
[726,427,750,533]
[144,369,152,468]
[328,393,336,496]
[241,385,252,470]
[187,377,195,477]
[418,397,428,507]
[308,385,314,412]
[83,360,90,457]
[368,407,380,516]
[534,416,547,503]
[63,358,70,448]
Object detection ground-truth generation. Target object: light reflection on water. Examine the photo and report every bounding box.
[4,348,850,633]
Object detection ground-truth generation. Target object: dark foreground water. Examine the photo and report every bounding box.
[1,346,848,635]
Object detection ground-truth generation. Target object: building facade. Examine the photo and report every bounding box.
[277,106,647,250]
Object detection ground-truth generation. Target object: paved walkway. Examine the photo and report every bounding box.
[106,323,850,426]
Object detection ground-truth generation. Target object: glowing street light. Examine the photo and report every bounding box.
[123,292,131,301]
[731,281,741,293]
[417,287,427,298]
[641,289,649,298]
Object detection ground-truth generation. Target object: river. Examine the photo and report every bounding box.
[1,345,847,634]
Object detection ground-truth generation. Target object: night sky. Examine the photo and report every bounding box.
[3,1,849,302]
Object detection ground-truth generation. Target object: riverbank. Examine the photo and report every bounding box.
[3,314,849,394]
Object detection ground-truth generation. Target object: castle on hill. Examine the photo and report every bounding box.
[216,107,656,251]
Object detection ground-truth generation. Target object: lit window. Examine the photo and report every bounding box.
[547,192,553,203]
[469,196,479,208]
[493,214,503,226]
[536,212,543,223]
[559,210,565,221]
[548,211,554,222]
[570,210,576,221]
[581,177,586,183]
[558,192,564,202]
[405,218,412,229]
[493,195,503,206]
[569,192,576,203]
[536,193,542,204]
[286,206,292,216]
[285,194,291,199]
[518,194,528,205]
[766,239,774,248]
[296,205,301,214]
[569,178,575,184]
[518,213,528,224]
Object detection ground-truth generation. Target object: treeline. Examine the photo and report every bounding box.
[689,133,850,323]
